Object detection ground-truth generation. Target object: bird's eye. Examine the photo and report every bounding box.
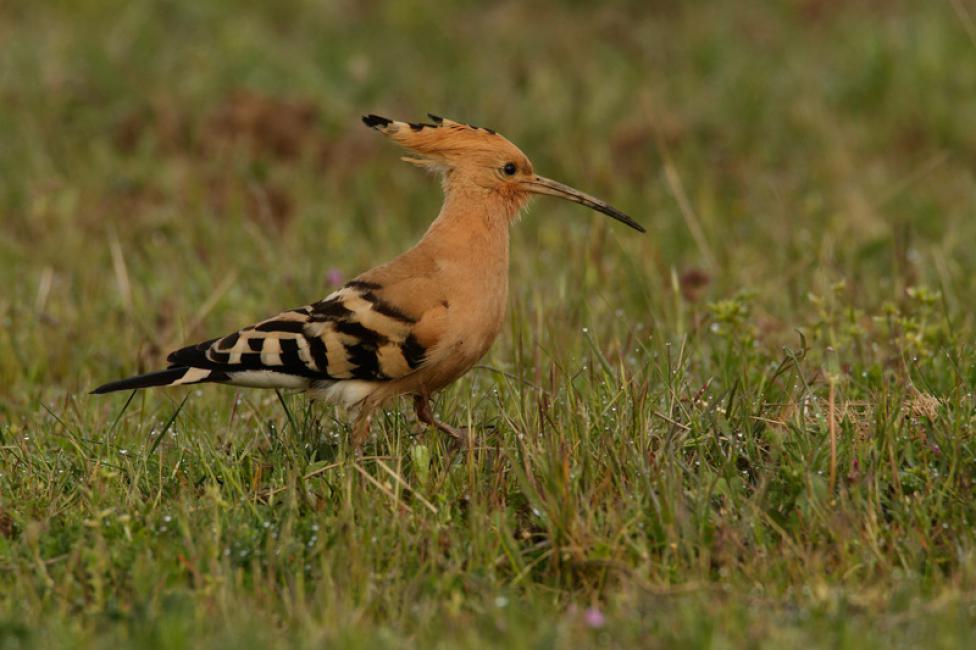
[503,162,518,176]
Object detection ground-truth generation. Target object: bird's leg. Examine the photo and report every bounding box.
[350,408,374,453]
[413,393,469,445]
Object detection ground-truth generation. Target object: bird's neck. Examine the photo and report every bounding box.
[419,186,516,266]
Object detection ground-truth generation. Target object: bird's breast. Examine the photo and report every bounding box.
[452,270,508,348]
[425,263,509,391]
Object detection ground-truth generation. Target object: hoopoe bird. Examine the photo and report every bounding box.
[94,114,644,448]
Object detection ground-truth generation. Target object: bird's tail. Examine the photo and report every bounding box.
[91,367,225,394]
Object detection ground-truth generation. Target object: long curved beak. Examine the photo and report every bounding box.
[521,176,645,233]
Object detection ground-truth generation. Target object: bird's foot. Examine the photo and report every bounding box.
[435,422,471,448]
[437,423,500,450]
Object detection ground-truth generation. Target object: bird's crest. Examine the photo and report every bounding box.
[362,113,520,171]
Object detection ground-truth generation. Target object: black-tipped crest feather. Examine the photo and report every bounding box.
[362,114,392,128]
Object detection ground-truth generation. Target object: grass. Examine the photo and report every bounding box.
[2,0,976,647]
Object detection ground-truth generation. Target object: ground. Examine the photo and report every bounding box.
[2,1,976,648]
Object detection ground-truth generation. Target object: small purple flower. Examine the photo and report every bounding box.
[583,607,605,629]
[326,268,344,287]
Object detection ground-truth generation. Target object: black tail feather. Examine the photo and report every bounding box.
[91,367,201,394]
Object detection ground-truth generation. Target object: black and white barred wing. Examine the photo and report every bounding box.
[92,281,429,396]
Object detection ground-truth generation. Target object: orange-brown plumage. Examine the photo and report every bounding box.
[93,114,644,449]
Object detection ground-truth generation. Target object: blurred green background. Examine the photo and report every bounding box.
[1,1,976,648]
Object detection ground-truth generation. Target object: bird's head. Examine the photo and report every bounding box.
[363,114,644,232]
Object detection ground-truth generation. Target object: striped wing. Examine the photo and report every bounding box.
[166,280,428,383]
